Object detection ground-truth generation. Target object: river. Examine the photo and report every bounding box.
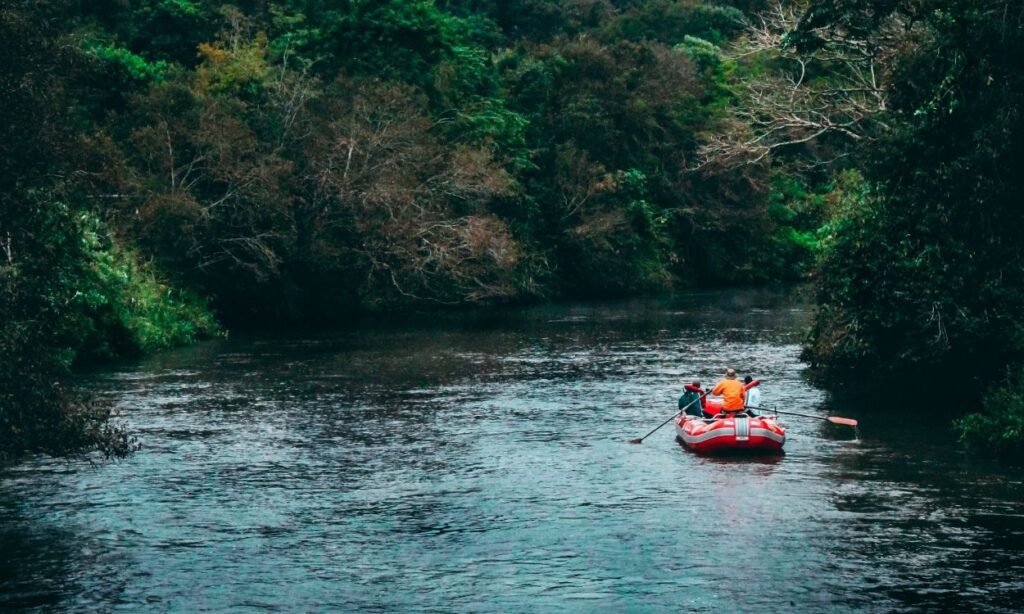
[2,288,1022,612]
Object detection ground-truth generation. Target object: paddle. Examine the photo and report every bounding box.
[629,391,706,444]
[746,406,858,427]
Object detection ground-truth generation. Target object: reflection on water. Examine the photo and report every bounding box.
[1,288,1022,611]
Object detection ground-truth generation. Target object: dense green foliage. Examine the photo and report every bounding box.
[1,1,216,459]
[797,0,1024,454]
[75,213,220,361]
[5,0,1020,457]
[803,1,1024,381]
[957,367,1024,459]
[1,0,824,456]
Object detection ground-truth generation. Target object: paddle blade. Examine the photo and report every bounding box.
[827,416,858,427]
[628,438,643,444]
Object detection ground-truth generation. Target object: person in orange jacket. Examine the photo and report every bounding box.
[712,367,746,413]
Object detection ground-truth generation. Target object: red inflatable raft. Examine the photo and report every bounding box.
[675,413,786,454]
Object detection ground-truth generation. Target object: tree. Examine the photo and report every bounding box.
[0,1,131,458]
[694,1,906,171]
[803,0,1024,393]
[305,78,524,307]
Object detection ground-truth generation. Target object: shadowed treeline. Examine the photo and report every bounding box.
[2,0,1022,457]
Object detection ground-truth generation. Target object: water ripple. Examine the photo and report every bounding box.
[2,291,1023,611]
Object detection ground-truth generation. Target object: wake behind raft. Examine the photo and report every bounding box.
[676,379,786,454]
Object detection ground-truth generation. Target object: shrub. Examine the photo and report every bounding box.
[73,212,221,362]
[957,367,1024,460]
[0,198,133,460]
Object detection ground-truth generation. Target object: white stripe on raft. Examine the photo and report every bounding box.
[681,430,737,444]
[736,416,750,441]
[680,429,784,445]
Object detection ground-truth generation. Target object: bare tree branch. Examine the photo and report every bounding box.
[694,1,910,171]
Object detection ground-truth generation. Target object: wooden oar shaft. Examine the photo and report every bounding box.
[746,406,858,427]
[630,392,705,444]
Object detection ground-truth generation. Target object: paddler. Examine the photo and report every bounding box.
[678,380,708,417]
[711,367,746,415]
[743,374,760,416]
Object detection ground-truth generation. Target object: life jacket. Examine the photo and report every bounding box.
[683,383,707,410]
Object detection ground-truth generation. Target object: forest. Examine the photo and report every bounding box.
[2,0,1022,459]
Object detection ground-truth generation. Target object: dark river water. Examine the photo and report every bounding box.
[2,288,1023,612]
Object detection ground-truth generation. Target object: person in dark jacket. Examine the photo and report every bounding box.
[678,380,707,416]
